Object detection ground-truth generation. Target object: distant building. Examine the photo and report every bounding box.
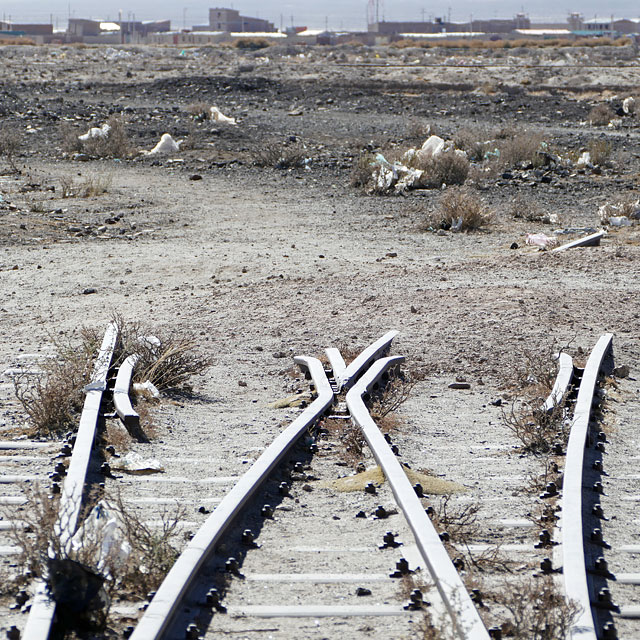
[368,16,530,35]
[193,7,275,33]
[0,21,53,36]
[67,17,170,43]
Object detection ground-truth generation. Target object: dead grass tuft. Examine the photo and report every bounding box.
[60,174,112,198]
[589,103,613,126]
[186,102,211,121]
[350,152,375,188]
[588,138,613,166]
[416,150,470,187]
[509,194,546,222]
[502,400,569,455]
[0,126,23,173]
[425,187,493,232]
[62,116,132,158]
[487,575,581,639]
[251,142,308,169]
[499,131,546,168]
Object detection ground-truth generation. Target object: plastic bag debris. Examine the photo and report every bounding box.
[417,135,445,160]
[145,133,181,156]
[83,380,107,393]
[133,380,160,400]
[450,217,463,232]
[526,233,556,248]
[623,96,636,115]
[599,201,639,225]
[576,151,591,167]
[210,106,236,124]
[68,500,131,574]
[110,451,164,474]
[609,216,632,227]
[78,123,111,142]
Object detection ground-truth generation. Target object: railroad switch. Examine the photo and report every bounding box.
[379,531,402,549]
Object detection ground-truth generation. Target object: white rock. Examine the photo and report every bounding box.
[210,106,236,124]
[147,133,181,155]
[623,96,636,115]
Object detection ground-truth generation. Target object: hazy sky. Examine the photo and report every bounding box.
[0,1,636,31]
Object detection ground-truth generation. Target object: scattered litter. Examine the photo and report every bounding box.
[450,217,463,232]
[110,451,164,474]
[599,201,639,226]
[210,106,236,124]
[623,97,636,115]
[133,380,160,400]
[145,133,181,156]
[78,123,110,142]
[417,134,445,161]
[608,216,631,227]
[526,233,557,248]
[83,380,107,393]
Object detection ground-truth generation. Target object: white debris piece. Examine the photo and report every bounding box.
[526,233,557,248]
[623,96,636,115]
[133,380,161,400]
[576,151,591,167]
[111,451,164,474]
[146,133,181,155]
[599,201,638,225]
[609,216,631,227]
[78,123,111,142]
[418,135,445,160]
[210,106,236,124]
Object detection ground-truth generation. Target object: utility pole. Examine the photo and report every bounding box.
[183,7,186,29]
[421,8,425,21]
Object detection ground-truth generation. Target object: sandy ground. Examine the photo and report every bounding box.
[0,42,639,638]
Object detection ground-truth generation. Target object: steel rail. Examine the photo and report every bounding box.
[552,230,606,253]
[130,356,334,640]
[542,352,574,414]
[560,333,613,640]
[336,63,640,70]
[345,357,489,639]
[23,322,119,640]
[328,330,398,391]
[113,354,140,430]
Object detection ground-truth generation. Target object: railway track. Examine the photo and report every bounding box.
[0,328,635,639]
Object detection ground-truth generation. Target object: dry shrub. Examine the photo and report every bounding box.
[588,138,613,166]
[251,142,307,169]
[425,187,493,232]
[112,492,184,599]
[62,116,132,158]
[502,400,568,455]
[429,495,480,545]
[499,131,546,168]
[60,174,112,198]
[12,330,101,437]
[0,125,23,173]
[417,150,470,187]
[589,103,613,126]
[186,101,211,121]
[509,194,545,222]
[112,316,211,391]
[488,575,581,639]
[350,153,375,188]
[322,417,365,466]
[453,128,491,162]
[233,37,270,50]
[405,118,433,142]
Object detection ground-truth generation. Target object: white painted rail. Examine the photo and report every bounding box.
[560,333,613,640]
[542,352,574,414]
[345,356,489,640]
[113,353,140,430]
[22,322,119,640]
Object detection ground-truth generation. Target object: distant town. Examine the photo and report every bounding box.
[0,6,638,45]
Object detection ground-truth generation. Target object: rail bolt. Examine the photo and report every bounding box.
[395,558,410,574]
[278,482,290,496]
[601,622,617,639]
[597,431,607,442]
[242,529,259,548]
[592,504,605,519]
[453,557,465,570]
[374,505,388,519]
[54,462,66,475]
[225,557,240,575]
[404,588,424,610]
[60,444,72,456]
[540,558,553,574]
[261,504,274,518]
[593,557,610,575]
[413,483,424,497]
[294,462,304,473]
[439,531,450,542]
[364,482,377,495]
[425,506,435,516]
[49,472,61,482]
[595,442,606,452]
[593,482,604,494]
[51,482,60,495]
[355,510,366,518]
[591,528,604,543]
[390,444,400,455]
[380,531,401,549]
[470,589,483,606]
[185,624,200,640]
[488,628,502,640]
[206,588,220,606]
[598,588,613,604]
[552,442,564,455]
[100,462,112,476]
[593,460,603,472]
[122,626,134,639]
[384,434,392,444]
